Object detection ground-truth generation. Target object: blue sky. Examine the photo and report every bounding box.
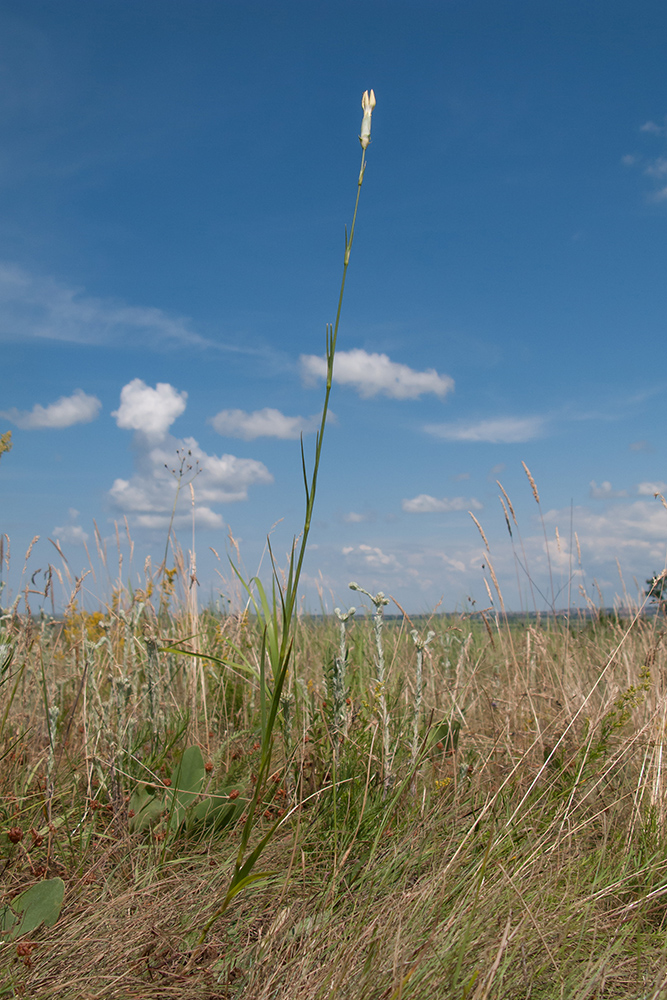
[2,0,667,615]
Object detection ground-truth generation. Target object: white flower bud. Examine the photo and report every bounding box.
[359,89,376,150]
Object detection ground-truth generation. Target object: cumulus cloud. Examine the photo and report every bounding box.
[589,480,628,499]
[109,380,273,530]
[108,378,273,530]
[0,262,210,349]
[402,494,483,514]
[1,389,101,429]
[637,481,667,496]
[343,511,374,524]
[424,416,544,444]
[299,494,667,611]
[300,348,454,400]
[112,379,187,441]
[109,436,273,530]
[542,500,667,569]
[209,407,322,440]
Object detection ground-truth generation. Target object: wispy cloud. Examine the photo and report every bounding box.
[424,416,544,443]
[52,524,89,545]
[589,480,627,499]
[109,379,273,529]
[1,388,101,429]
[0,262,211,349]
[341,543,401,571]
[209,407,322,440]
[645,156,667,178]
[300,348,454,400]
[343,511,375,523]
[52,509,89,546]
[641,119,667,136]
[402,494,482,513]
[627,120,667,201]
[638,481,667,496]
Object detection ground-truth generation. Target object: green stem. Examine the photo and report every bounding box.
[288,148,367,621]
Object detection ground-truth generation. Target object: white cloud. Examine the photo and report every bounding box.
[0,263,211,349]
[589,480,627,499]
[424,416,544,444]
[300,348,454,400]
[621,154,638,166]
[638,481,667,496]
[209,407,321,440]
[343,511,377,524]
[295,492,667,610]
[542,500,667,569]
[630,440,651,452]
[1,389,101,429]
[112,379,187,441]
[109,379,274,530]
[342,543,401,571]
[109,435,273,530]
[402,494,483,513]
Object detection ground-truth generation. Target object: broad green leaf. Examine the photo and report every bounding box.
[190,794,243,831]
[0,878,65,940]
[169,745,206,828]
[128,785,165,831]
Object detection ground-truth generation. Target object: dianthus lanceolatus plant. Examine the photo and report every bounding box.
[199,89,377,942]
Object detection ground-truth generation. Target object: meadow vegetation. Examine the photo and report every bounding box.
[3,92,667,999]
[2,586,667,999]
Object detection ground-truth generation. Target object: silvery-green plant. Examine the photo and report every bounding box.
[328,605,355,746]
[348,581,393,789]
[410,627,435,769]
[198,89,377,942]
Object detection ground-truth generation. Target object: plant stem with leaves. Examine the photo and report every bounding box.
[349,582,393,790]
[199,90,377,942]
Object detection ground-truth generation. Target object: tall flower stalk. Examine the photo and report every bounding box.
[349,582,393,790]
[199,90,377,942]
[410,627,435,770]
[329,605,356,748]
